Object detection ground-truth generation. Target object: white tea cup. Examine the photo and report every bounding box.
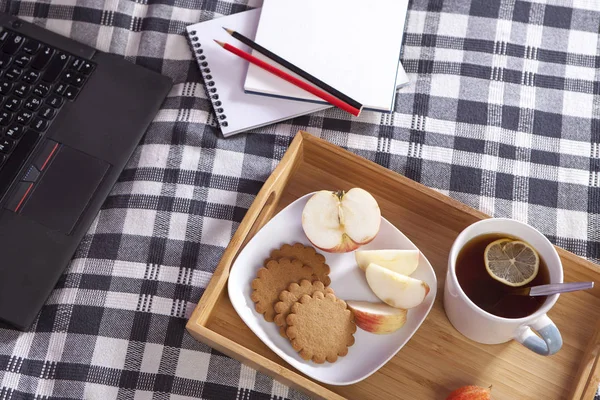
[444,218,563,355]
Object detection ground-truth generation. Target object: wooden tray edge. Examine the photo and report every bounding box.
[571,319,600,399]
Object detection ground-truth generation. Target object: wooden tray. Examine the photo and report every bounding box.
[186,131,600,400]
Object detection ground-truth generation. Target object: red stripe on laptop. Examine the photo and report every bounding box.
[40,143,59,171]
[15,183,33,212]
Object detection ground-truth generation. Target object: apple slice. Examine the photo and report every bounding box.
[301,188,381,253]
[365,263,430,309]
[346,301,407,334]
[355,249,420,275]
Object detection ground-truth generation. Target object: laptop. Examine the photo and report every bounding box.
[0,13,172,330]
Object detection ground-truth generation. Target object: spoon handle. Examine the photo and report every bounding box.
[530,282,595,296]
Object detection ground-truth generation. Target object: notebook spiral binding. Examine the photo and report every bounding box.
[188,30,228,128]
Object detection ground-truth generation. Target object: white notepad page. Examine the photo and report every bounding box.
[244,0,409,112]
[187,9,408,137]
[188,10,328,137]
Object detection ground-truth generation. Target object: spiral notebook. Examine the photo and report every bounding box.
[244,0,409,112]
[186,9,408,137]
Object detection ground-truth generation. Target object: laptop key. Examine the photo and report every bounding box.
[0,111,12,125]
[24,96,41,111]
[31,46,54,70]
[38,106,54,120]
[63,71,84,87]
[0,138,13,153]
[22,39,40,55]
[0,53,11,69]
[33,83,50,97]
[0,31,9,44]
[31,117,47,132]
[16,110,32,125]
[0,82,11,95]
[2,33,24,55]
[54,82,67,96]
[22,70,40,84]
[63,85,79,100]
[4,97,21,112]
[22,39,41,54]
[42,52,69,83]
[13,83,29,98]
[45,94,63,108]
[5,124,24,139]
[70,58,84,70]
[4,67,22,81]
[13,54,30,68]
[79,61,95,75]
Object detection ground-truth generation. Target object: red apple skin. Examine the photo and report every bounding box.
[307,233,361,253]
[446,385,492,400]
[423,282,431,297]
[309,233,379,254]
[353,310,407,334]
[347,302,407,334]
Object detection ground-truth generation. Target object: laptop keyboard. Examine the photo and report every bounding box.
[0,28,95,191]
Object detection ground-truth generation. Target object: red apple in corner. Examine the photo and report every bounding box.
[346,301,407,334]
[301,188,381,253]
[446,385,492,400]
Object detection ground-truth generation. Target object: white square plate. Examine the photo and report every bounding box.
[228,193,437,385]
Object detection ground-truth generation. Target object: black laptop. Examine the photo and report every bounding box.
[0,13,172,330]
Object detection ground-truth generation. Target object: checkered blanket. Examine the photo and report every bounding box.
[0,0,598,398]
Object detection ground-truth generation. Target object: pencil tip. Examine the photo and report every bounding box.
[214,39,225,47]
[222,27,234,35]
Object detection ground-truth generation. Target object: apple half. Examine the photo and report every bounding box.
[301,188,381,253]
[346,301,407,334]
[355,249,420,275]
[365,263,430,309]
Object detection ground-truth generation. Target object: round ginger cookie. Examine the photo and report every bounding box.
[274,280,334,337]
[251,258,316,322]
[286,291,356,364]
[268,243,331,286]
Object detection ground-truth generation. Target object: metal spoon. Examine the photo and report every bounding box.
[511,282,595,296]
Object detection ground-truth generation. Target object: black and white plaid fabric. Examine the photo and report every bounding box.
[0,0,598,398]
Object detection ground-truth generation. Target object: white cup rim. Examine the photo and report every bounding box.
[448,218,563,323]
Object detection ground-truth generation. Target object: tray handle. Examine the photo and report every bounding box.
[239,189,278,253]
[187,132,306,327]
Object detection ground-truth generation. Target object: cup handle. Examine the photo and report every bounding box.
[514,314,562,356]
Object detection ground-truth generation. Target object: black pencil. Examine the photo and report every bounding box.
[223,27,363,111]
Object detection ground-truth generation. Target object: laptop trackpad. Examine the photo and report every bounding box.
[20,145,109,234]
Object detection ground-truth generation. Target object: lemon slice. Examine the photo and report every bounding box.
[484,239,539,287]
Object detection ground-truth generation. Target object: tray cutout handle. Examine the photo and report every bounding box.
[239,190,277,254]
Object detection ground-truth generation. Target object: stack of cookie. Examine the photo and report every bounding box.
[251,243,356,364]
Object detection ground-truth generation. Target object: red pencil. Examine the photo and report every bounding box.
[214,40,361,117]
